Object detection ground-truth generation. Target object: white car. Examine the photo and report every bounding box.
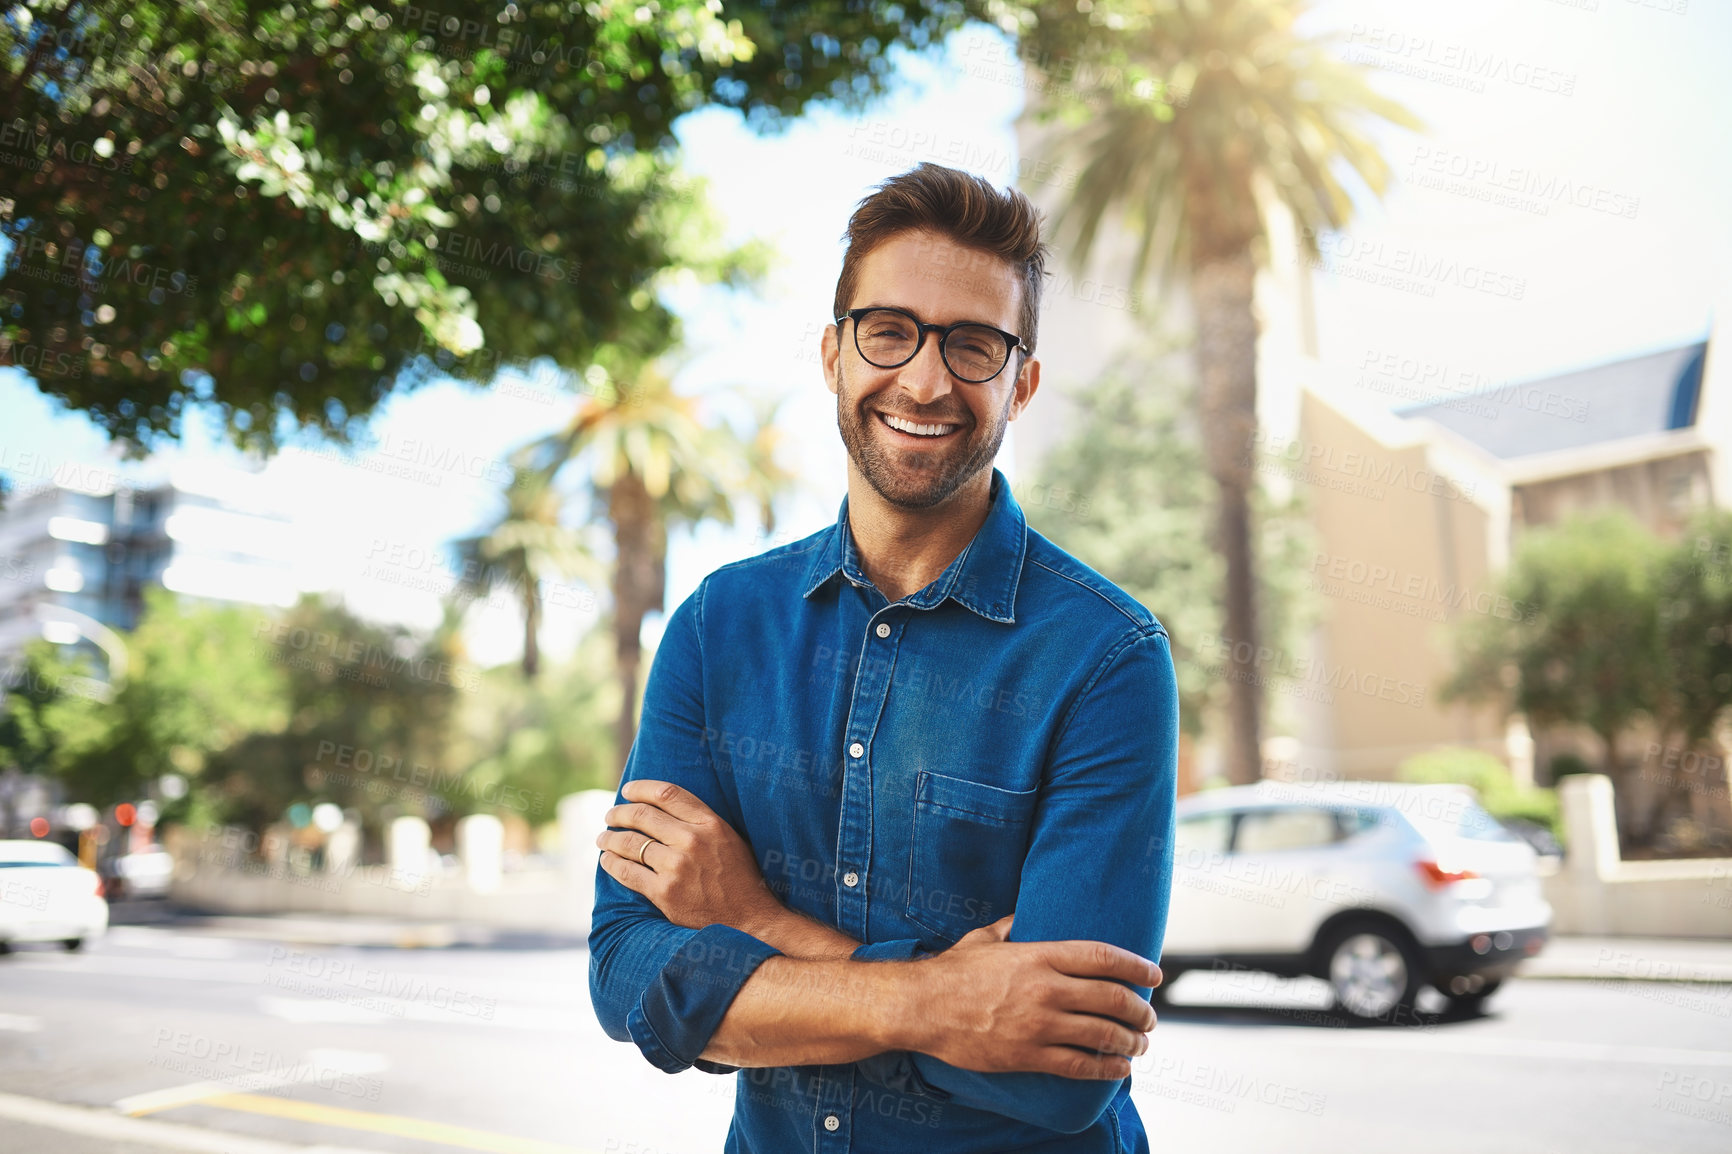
[1159,781,1551,1021]
[0,840,109,952]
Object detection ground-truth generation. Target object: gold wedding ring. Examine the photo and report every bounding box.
[636,836,654,866]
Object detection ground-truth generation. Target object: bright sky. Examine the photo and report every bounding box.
[2,0,1727,668]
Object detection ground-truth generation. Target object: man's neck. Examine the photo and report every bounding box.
[845,467,995,603]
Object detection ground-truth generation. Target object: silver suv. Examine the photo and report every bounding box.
[1158,781,1552,1021]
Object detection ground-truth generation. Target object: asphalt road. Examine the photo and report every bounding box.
[2,913,1730,1154]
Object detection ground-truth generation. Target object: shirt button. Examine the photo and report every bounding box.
[875,622,890,638]
[849,741,864,759]
[843,871,859,887]
[824,1114,840,1132]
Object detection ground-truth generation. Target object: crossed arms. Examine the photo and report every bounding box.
[586,594,1178,1133]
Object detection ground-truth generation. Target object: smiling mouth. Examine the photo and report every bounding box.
[878,411,963,438]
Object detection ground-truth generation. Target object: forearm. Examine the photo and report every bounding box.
[699,954,914,1068]
[736,904,863,961]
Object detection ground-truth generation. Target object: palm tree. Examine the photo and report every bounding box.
[452,456,599,679]
[1027,0,1421,784]
[526,363,792,778]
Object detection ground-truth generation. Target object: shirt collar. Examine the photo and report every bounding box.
[800,467,1026,623]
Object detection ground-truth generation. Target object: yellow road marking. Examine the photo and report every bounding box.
[195,1092,596,1154]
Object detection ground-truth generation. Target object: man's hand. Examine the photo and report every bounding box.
[899,932,1161,1081]
[596,780,783,933]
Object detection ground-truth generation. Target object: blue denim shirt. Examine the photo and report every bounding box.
[589,468,1178,1152]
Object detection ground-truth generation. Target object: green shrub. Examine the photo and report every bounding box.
[1396,747,1562,844]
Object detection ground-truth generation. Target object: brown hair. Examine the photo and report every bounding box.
[832,162,1049,354]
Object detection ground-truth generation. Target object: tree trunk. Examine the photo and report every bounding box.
[1192,250,1263,785]
[609,469,666,782]
[520,581,541,679]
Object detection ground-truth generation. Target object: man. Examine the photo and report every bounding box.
[589,162,1178,1151]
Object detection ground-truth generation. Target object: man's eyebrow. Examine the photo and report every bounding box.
[852,303,1011,329]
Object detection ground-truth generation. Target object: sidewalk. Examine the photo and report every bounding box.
[1517,936,1732,983]
[121,905,1732,982]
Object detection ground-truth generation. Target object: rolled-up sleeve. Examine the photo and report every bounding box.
[904,626,1179,1132]
[588,584,782,1074]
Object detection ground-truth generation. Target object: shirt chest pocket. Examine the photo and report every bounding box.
[905,770,1038,944]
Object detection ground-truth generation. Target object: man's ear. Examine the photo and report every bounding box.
[822,322,841,396]
[1008,355,1041,421]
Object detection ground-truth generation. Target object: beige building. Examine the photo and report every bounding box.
[1282,336,1721,786]
[1011,162,1726,788]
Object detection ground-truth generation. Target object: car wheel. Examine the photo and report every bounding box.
[1322,922,1423,1023]
[61,938,84,953]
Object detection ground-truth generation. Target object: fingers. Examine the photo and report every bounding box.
[1030,1044,1135,1082]
[1043,1010,1149,1062]
[602,801,686,846]
[1053,976,1158,1033]
[596,829,665,870]
[1040,940,1162,990]
[620,779,716,825]
[597,847,657,894]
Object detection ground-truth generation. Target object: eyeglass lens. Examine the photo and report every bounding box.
[853,309,1009,382]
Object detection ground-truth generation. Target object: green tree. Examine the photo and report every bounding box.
[38,588,288,807]
[1024,357,1312,751]
[452,454,601,679]
[1646,510,1732,845]
[1,0,984,446]
[450,625,622,823]
[206,594,466,833]
[1019,0,1420,784]
[1445,512,1667,836]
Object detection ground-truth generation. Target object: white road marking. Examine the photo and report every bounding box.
[0,1012,43,1031]
[114,1048,389,1115]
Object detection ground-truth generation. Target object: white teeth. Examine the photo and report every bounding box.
[882,413,958,437]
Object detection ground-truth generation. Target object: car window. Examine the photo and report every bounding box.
[1450,800,1521,842]
[0,841,77,867]
[1233,807,1340,853]
[1174,812,1233,857]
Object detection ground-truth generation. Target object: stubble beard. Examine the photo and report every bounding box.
[835,358,1013,511]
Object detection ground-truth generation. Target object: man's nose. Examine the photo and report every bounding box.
[895,336,958,406]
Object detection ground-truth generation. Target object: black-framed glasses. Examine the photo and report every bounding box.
[835,306,1028,384]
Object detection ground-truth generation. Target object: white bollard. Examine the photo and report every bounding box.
[325,819,362,875]
[388,815,432,890]
[457,813,505,894]
[559,790,621,934]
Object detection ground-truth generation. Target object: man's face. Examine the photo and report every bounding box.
[823,229,1040,510]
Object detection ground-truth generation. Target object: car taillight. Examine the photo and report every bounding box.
[94,876,107,898]
[1416,859,1480,889]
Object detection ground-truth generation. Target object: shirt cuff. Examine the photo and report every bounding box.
[625,924,781,1074]
[850,938,931,962]
[856,1049,952,1100]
